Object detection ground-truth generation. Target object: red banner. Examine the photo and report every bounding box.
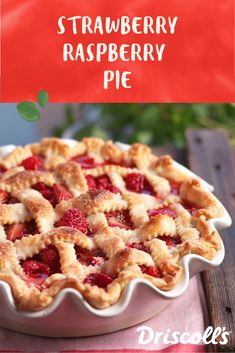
[1,0,235,102]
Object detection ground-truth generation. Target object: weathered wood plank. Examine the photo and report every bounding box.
[186,129,235,352]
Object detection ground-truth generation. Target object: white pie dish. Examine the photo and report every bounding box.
[0,139,231,337]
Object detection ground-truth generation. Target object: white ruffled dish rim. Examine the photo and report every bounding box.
[0,139,231,336]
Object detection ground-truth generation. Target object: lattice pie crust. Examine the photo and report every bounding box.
[0,138,223,310]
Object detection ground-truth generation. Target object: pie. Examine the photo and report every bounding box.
[0,138,223,310]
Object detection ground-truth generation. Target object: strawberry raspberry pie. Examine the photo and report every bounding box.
[0,138,224,310]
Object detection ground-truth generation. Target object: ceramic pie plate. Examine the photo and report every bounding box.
[0,139,231,337]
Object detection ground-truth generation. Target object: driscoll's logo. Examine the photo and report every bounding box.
[136,326,230,345]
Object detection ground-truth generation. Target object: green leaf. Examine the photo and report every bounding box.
[17,102,40,122]
[37,90,49,108]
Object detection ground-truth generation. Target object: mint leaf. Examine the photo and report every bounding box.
[17,102,40,121]
[37,90,48,108]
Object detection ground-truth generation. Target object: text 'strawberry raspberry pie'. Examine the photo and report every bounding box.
[0,138,225,311]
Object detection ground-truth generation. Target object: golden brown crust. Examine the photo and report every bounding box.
[0,137,225,311]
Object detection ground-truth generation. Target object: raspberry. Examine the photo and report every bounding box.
[56,208,89,234]
[124,173,153,194]
[21,155,43,171]
[84,272,113,289]
[148,207,177,219]
[0,190,9,204]
[22,260,50,276]
[125,173,145,192]
[105,210,133,229]
[40,245,61,273]
[53,184,73,203]
[158,235,181,247]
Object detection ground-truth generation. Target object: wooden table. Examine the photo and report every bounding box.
[153,129,235,353]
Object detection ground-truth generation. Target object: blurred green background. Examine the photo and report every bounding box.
[54,103,235,147]
[1,103,235,147]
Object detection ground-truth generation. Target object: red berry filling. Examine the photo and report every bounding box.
[71,155,111,169]
[56,208,91,235]
[0,165,7,175]
[5,221,38,242]
[170,180,182,195]
[0,190,19,204]
[84,272,113,289]
[32,182,72,207]
[105,210,133,229]
[86,174,120,194]
[127,242,149,253]
[124,173,154,195]
[158,235,181,247]
[148,207,177,219]
[22,245,61,286]
[140,265,162,278]
[21,155,44,171]
[75,246,106,266]
[33,182,56,206]
[0,189,9,204]
[53,184,73,203]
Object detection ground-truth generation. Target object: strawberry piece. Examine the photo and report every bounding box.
[148,207,177,219]
[71,155,97,169]
[53,184,73,203]
[86,175,96,190]
[158,235,181,247]
[0,189,9,204]
[22,260,50,276]
[21,155,43,171]
[124,173,153,194]
[40,245,61,273]
[84,272,113,289]
[140,265,162,278]
[32,182,56,206]
[96,175,120,193]
[75,246,105,266]
[56,208,90,235]
[146,266,162,278]
[127,242,149,253]
[105,210,133,229]
[6,223,28,241]
[86,174,120,194]
[6,222,38,242]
